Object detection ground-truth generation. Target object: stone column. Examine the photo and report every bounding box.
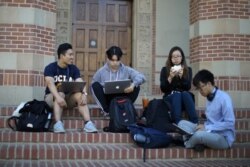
[0,1,56,105]
[56,0,72,47]
[133,0,154,99]
[190,0,250,108]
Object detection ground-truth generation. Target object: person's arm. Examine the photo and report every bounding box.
[179,67,192,91]
[124,67,145,93]
[128,67,146,87]
[45,76,67,107]
[205,95,235,131]
[160,67,173,94]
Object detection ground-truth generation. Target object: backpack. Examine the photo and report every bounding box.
[7,99,52,132]
[128,124,173,162]
[142,99,174,133]
[104,96,137,133]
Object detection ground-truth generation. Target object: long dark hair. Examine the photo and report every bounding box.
[165,46,189,79]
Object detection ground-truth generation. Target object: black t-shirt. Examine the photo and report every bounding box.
[44,62,81,94]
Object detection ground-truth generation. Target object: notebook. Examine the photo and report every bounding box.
[57,81,86,94]
[104,79,131,94]
[171,123,194,135]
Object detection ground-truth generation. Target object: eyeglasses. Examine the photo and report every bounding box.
[171,55,182,59]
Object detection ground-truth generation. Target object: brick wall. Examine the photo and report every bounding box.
[190,0,250,24]
[190,0,250,107]
[0,24,55,56]
[190,34,250,63]
[0,0,56,12]
[0,0,56,104]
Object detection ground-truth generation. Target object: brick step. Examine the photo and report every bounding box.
[0,129,249,143]
[0,142,249,160]
[1,106,249,119]
[1,159,250,167]
[1,117,250,131]
[0,104,143,117]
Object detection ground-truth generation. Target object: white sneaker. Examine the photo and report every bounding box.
[53,121,66,133]
[84,121,98,133]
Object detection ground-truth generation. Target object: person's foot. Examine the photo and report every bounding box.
[53,121,66,133]
[194,144,205,152]
[84,121,98,133]
[102,110,109,117]
[172,135,185,147]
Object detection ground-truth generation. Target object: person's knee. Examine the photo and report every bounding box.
[92,82,102,89]
[193,131,206,139]
[75,93,87,106]
[178,120,190,127]
[182,91,195,102]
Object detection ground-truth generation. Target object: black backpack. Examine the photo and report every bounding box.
[7,99,52,132]
[128,124,173,162]
[104,97,137,133]
[142,99,175,133]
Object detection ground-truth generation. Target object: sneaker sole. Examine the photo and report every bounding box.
[84,129,98,133]
[53,129,66,133]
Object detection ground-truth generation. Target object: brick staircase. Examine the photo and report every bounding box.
[0,104,250,167]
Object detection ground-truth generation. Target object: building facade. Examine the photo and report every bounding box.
[0,0,250,110]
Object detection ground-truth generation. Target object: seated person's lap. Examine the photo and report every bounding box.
[44,92,85,109]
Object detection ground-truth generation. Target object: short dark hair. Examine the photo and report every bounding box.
[193,69,215,87]
[106,46,123,60]
[57,43,72,59]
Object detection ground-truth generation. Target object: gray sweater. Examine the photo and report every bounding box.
[91,63,146,87]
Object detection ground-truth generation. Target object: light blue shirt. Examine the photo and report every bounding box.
[204,88,235,147]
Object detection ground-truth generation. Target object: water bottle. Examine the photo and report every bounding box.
[134,134,148,143]
[44,113,52,129]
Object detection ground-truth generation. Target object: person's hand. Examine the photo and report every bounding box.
[178,67,184,78]
[196,124,205,131]
[168,67,177,81]
[55,96,67,108]
[124,83,135,93]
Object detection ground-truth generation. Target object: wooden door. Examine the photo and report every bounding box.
[72,0,132,102]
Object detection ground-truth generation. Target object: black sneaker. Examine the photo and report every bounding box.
[172,136,185,147]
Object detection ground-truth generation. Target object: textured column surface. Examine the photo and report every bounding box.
[189,0,250,108]
[0,1,56,105]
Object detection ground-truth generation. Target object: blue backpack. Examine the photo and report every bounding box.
[128,124,173,162]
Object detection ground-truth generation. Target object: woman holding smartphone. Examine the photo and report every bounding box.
[160,46,198,124]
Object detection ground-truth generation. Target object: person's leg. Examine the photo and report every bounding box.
[181,91,198,124]
[177,120,197,134]
[45,93,65,122]
[165,93,182,124]
[67,92,97,133]
[45,93,66,133]
[185,131,229,149]
[91,82,109,113]
[126,86,140,103]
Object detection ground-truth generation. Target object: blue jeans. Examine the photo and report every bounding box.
[178,120,229,149]
[163,91,198,124]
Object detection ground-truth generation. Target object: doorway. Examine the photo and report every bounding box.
[72,0,132,102]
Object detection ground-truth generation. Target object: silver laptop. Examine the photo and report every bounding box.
[57,81,86,94]
[104,79,131,94]
[172,123,194,135]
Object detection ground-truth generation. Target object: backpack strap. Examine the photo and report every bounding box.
[7,116,19,131]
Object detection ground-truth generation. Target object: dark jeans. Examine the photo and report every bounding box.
[163,91,198,124]
[91,82,140,113]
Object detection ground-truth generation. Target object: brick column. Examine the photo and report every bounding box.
[0,1,56,105]
[189,0,250,108]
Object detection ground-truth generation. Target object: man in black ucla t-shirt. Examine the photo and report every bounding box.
[44,43,97,133]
